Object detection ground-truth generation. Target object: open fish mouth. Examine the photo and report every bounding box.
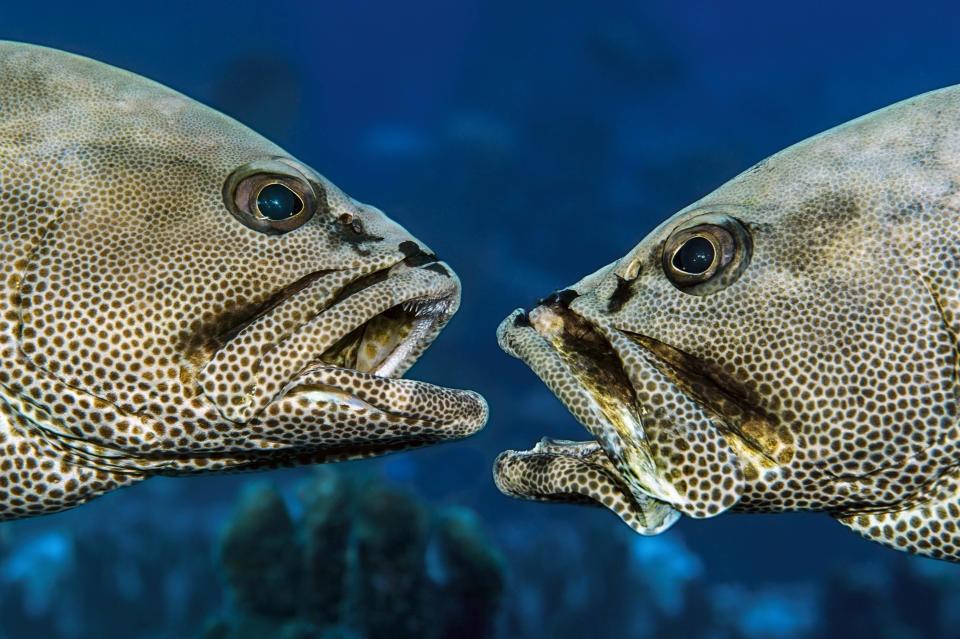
[493,437,681,535]
[496,290,751,527]
[196,255,487,445]
[290,262,458,383]
[494,279,768,532]
[494,296,684,534]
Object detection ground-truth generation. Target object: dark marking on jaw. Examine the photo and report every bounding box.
[399,241,421,257]
[399,241,439,268]
[555,289,579,306]
[606,276,633,313]
[546,301,640,415]
[424,263,449,277]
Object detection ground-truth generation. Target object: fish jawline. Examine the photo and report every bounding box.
[494,438,682,535]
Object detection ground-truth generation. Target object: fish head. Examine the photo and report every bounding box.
[5,43,487,470]
[494,206,764,528]
[496,92,960,528]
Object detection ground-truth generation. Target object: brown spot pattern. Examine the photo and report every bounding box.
[496,82,960,562]
[0,42,486,520]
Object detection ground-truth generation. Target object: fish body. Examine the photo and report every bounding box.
[0,42,486,520]
[495,85,960,561]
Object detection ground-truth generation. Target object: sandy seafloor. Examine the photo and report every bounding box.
[3,1,960,637]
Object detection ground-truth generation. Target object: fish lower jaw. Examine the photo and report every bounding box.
[495,303,692,531]
[493,438,682,536]
[587,403,687,508]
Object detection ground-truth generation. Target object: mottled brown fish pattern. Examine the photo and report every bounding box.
[495,85,960,562]
[0,42,487,520]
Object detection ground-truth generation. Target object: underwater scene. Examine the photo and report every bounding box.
[5,0,960,637]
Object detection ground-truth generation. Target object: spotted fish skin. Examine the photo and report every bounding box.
[495,85,960,561]
[0,42,487,520]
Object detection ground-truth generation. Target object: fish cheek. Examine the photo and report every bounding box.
[627,358,745,518]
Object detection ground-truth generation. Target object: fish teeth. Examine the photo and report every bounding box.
[402,297,448,318]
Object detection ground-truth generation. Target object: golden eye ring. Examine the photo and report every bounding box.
[222,159,324,235]
[662,214,751,295]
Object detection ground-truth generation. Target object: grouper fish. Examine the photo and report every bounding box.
[0,42,487,521]
[495,85,960,562]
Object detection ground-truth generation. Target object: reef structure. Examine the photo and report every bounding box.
[204,469,505,639]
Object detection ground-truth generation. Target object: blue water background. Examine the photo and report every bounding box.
[3,1,960,636]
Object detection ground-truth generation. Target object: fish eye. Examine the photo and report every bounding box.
[255,183,303,221]
[671,236,715,274]
[662,214,751,295]
[222,159,323,234]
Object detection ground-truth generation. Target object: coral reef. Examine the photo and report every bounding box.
[1,474,960,638]
[204,469,505,639]
[0,484,221,639]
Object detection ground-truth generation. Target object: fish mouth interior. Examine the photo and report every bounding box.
[317,293,452,379]
[288,259,458,384]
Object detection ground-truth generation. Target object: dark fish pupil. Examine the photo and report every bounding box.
[672,236,715,274]
[257,183,303,220]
